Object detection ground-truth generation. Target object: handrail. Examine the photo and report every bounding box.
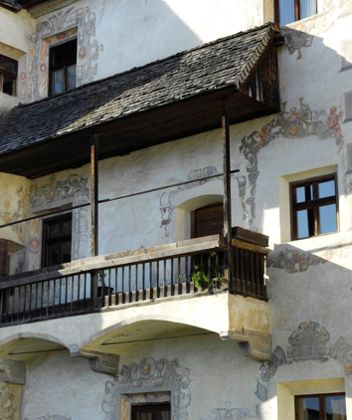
[0,231,268,327]
[0,234,225,289]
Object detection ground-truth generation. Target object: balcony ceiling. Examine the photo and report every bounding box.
[0,22,280,178]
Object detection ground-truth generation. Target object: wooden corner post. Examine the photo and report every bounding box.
[222,112,234,292]
[90,133,99,257]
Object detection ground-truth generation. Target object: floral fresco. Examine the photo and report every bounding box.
[282,29,313,60]
[239,98,344,226]
[255,322,352,404]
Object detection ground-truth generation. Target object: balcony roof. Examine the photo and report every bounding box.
[0,22,280,178]
[0,0,21,11]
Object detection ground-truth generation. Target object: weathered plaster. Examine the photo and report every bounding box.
[0,382,23,420]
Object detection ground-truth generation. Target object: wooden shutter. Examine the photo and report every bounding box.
[191,203,223,238]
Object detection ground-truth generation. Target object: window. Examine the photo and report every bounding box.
[49,39,77,96]
[42,213,72,267]
[0,54,17,96]
[131,403,171,420]
[290,174,338,240]
[275,0,317,24]
[191,203,223,238]
[295,393,346,420]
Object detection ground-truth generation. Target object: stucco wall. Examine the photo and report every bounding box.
[21,334,262,420]
[1,1,352,419]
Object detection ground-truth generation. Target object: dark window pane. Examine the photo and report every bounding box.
[296,396,320,420]
[279,0,295,24]
[297,209,309,238]
[319,204,337,234]
[61,241,72,263]
[296,186,306,203]
[0,55,17,74]
[3,76,15,95]
[67,64,76,91]
[51,68,65,95]
[49,39,77,96]
[318,180,335,199]
[325,395,346,419]
[132,403,171,420]
[42,214,72,267]
[300,0,317,19]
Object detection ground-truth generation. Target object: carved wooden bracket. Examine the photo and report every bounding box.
[70,348,119,376]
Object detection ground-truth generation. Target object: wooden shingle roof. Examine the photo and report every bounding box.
[0,22,280,177]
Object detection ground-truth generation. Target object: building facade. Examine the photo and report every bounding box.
[0,0,351,419]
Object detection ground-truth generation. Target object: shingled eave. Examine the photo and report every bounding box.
[0,0,21,11]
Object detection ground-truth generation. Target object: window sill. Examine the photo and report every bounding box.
[285,231,352,253]
[280,9,329,29]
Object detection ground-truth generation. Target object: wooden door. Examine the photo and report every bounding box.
[191,203,223,238]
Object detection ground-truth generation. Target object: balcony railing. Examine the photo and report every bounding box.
[0,229,268,327]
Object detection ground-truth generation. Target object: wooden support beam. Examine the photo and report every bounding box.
[90,134,99,257]
[222,112,234,291]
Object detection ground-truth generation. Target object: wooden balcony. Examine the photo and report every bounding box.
[0,229,268,328]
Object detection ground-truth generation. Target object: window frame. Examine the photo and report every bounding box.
[290,173,339,240]
[131,402,171,420]
[294,392,346,420]
[48,38,77,97]
[41,212,72,268]
[274,0,318,24]
[0,54,17,96]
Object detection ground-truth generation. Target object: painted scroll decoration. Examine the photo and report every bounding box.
[199,401,255,419]
[160,166,219,239]
[282,29,313,60]
[239,99,344,227]
[255,321,352,403]
[102,357,191,420]
[28,5,102,101]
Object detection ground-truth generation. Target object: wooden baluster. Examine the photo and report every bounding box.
[163,259,167,297]
[128,265,132,302]
[142,263,146,300]
[170,258,174,296]
[182,256,190,293]
[156,260,160,298]
[114,268,118,306]
[91,270,99,310]
[149,262,153,300]
[108,268,112,306]
[177,257,181,295]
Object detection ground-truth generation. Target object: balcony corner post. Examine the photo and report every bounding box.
[221,110,234,292]
[90,133,99,257]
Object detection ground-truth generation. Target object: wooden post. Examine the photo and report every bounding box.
[222,112,234,292]
[90,134,99,257]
